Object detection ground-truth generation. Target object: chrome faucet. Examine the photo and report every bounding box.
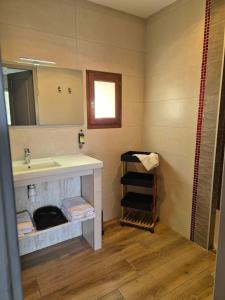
[24,148,31,165]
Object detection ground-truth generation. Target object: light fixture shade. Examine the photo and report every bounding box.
[18,57,56,65]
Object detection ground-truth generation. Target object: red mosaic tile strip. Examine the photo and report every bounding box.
[190,0,212,241]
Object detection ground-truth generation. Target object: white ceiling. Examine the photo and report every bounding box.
[88,0,177,18]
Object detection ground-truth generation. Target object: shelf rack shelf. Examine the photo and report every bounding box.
[120,151,158,233]
[121,172,154,187]
[121,192,153,211]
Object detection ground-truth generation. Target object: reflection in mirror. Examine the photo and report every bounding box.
[37,67,84,125]
[3,66,36,126]
[2,64,84,126]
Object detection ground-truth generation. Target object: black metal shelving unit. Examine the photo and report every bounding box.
[120,151,158,233]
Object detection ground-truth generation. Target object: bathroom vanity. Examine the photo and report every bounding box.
[12,154,103,256]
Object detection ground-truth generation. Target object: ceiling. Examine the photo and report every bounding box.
[88,0,177,18]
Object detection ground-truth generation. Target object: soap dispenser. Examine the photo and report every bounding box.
[78,129,85,148]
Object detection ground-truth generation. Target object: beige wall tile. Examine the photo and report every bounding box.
[108,47,145,76]
[77,40,145,76]
[84,125,143,221]
[144,0,204,236]
[144,99,198,129]
[143,126,196,158]
[9,127,81,160]
[76,3,145,51]
[123,102,144,128]
[0,24,78,69]
[157,152,195,186]
[145,68,201,101]
[0,0,76,38]
[146,0,205,51]
[85,126,143,158]
[146,28,204,75]
[159,180,193,238]
[77,39,112,71]
[122,75,145,102]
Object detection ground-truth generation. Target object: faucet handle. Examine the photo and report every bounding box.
[24,148,31,154]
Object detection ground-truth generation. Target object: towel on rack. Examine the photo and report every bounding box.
[62,197,95,222]
[133,153,159,171]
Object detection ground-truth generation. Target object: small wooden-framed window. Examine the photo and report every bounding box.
[86,70,122,129]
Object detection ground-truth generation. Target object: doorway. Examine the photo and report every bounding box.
[3,66,36,126]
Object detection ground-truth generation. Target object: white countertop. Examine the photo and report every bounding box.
[13,154,103,184]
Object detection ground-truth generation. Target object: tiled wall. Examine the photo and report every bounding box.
[193,0,225,248]
[0,0,145,221]
[1,0,220,242]
[191,0,212,244]
[144,0,205,238]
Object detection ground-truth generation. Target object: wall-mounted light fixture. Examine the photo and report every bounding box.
[18,57,56,66]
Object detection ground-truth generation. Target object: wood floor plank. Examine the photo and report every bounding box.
[36,242,144,296]
[22,279,41,300]
[22,246,93,282]
[128,236,193,274]
[22,237,89,270]
[160,266,215,300]
[97,289,125,300]
[120,246,215,299]
[103,222,170,249]
[21,220,216,300]
[40,259,136,300]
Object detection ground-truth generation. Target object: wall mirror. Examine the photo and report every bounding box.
[3,64,84,126]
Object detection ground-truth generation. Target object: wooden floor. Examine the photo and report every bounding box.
[22,220,216,300]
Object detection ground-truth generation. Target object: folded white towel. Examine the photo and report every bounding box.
[68,204,94,214]
[62,207,96,222]
[17,222,34,235]
[62,197,95,222]
[62,197,93,210]
[134,153,159,171]
[17,211,34,235]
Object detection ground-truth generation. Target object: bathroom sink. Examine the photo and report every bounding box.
[13,161,61,173]
[12,154,103,187]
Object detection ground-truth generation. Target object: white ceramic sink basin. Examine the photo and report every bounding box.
[12,154,103,187]
[13,161,61,173]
